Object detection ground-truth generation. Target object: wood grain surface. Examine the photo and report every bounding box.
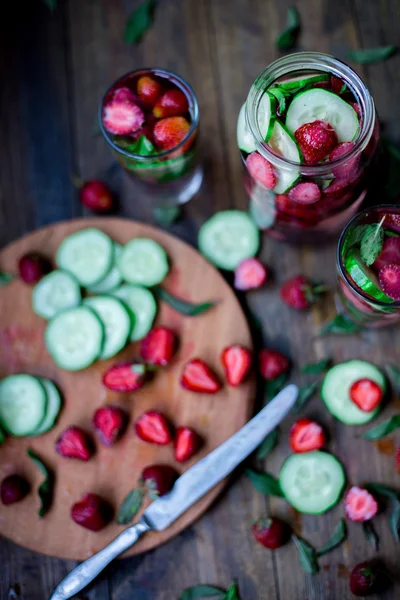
[1,0,400,598]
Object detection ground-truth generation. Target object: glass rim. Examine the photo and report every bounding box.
[245,52,376,176]
[337,203,400,308]
[98,67,199,160]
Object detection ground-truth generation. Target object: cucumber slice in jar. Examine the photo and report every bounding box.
[321,360,386,425]
[0,374,48,436]
[45,306,104,371]
[237,104,257,153]
[32,378,63,435]
[87,244,123,294]
[267,121,302,194]
[112,284,157,341]
[279,451,346,514]
[119,238,169,287]
[345,249,392,302]
[32,270,81,320]
[56,228,114,287]
[286,89,359,143]
[257,92,276,141]
[83,296,132,360]
[198,210,260,271]
[277,73,329,93]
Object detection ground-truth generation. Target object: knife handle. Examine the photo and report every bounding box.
[49,517,152,600]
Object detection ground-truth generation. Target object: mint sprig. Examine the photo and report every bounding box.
[347,46,397,65]
[360,219,385,266]
[275,7,301,50]
[246,469,283,497]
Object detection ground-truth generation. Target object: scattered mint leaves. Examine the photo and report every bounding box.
[319,314,363,335]
[154,286,218,316]
[347,46,397,65]
[292,535,319,574]
[0,272,14,286]
[316,520,347,557]
[362,521,379,551]
[246,469,284,497]
[116,488,145,525]
[292,381,319,413]
[363,415,400,440]
[366,483,400,542]
[360,220,385,266]
[256,428,279,460]
[275,7,301,50]
[27,449,54,518]
[124,0,156,45]
[301,358,332,375]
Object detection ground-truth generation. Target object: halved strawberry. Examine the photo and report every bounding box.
[153,116,190,151]
[246,152,277,190]
[113,87,137,104]
[79,180,114,213]
[142,465,178,497]
[379,264,400,300]
[221,345,252,386]
[181,359,221,393]
[103,99,145,135]
[93,406,128,446]
[153,89,189,118]
[55,427,94,461]
[71,493,113,531]
[289,418,326,453]
[140,326,177,366]
[135,410,173,445]
[259,349,289,381]
[373,237,400,272]
[103,362,147,392]
[294,120,338,164]
[288,182,321,204]
[345,486,378,522]
[349,379,384,412]
[234,258,268,291]
[174,427,202,462]
[137,76,162,106]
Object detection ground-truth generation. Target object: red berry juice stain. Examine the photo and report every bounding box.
[0,325,43,370]
[374,438,395,456]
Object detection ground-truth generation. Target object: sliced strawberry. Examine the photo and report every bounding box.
[245,152,277,190]
[103,362,147,392]
[181,359,221,393]
[92,406,128,446]
[373,237,400,271]
[142,465,178,497]
[135,410,173,445]
[79,180,114,213]
[140,326,177,366]
[280,274,326,309]
[345,486,378,522]
[153,89,189,118]
[71,493,113,531]
[259,349,289,381]
[55,427,94,461]
[294,120,338,164]
[384,213,400,234]
[379,264,400,300]
[1,474,30,505]
[113,87,137,104]
[221,345,252,386]
[234,258,268,291]
[137,76,162,106]
[252,516,291,549]
[289,418,325,453]
[349,379,384,412]
[103,99,145,135]
[288,182,321,204]
[174,427,202,462]
[153,116,190,151]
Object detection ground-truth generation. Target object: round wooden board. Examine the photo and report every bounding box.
[0,218,255,561]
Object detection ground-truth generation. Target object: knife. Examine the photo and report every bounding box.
[49,384,298,600]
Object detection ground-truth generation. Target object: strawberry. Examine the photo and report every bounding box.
[79,180,114,213]
[289,419,325,453]
[137,76,162,106]
[259,349,289,381]
[153,116,190,151]
[113,87,137,104]
[345,486,378,522]
[350,561,390,596]
[103,362,147,392]
[1,474,30,505]
[92,406,128,446]
[280,274,326,309]
[135,410,173,445]
[181,359,221,393]
[351,102,362,119]
[252,516,291,549]
[395,447,400,474]
[373,237,400,271]
[142,464,178,497]
[103,98,145,135]
[349,379,383,412]
[294,120,338,164]
[174,426,202,463]
[71,493,113,531]
[153,89,189,118]
[288,182,321,204]
[379,264,400,300]
[18,252,51,284]
[330,142,360,182]
[140,326,177,366]
[331,75,346,95]
[275,193,317,223]
[55,426,94,461]
[384,213,400,234]
[221,345,252,386]
[234,258,268,291]
[245,152,277,189]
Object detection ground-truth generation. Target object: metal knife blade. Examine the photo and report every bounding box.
[143,384,298,531]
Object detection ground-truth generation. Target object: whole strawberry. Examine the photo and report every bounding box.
[79,180,114,213]
[1,474,30,505]
[71,493,113,531]
[142,464,179,497]
[349,561,390,597]
[280,275,326,310]
[18,252,51,284]
[252,516,291,549]
[294,120,338,164]
[259,349,289,381]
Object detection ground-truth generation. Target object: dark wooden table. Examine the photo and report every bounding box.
[1,1,400,598]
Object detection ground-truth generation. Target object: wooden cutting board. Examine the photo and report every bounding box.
[0,218,255,561]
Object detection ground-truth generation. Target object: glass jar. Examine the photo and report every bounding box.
[240,52,379,244]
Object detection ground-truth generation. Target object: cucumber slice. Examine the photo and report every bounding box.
[345,249,392,302]
[277,73,329,92]
[268,121,302,193]
[84,296,131,359]
[56,228,114,287]
[321,360,386,425]
[32,270,81,320]
[286,89,359,143]
[257,92,276,141]
[32,379,62,435]
[237,104,256,154]
[87,244,123,294]
[45,306,104,371]
[119,238,169,287]
[112,284,157,341]
[279,451,346,514]
[0,375,47,436]
[198,210,260,271]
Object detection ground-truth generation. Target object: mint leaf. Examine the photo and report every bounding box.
[275,7,300,50]
[292,381,319,413]
[292,535,319,574]
[265,373,288,401]
[362,521,379,551]
[360,222,384,266]
[319,314,363,335]
[180,585,226,599]
[27,449,54,518]
[154,286,218,316]
[365,483,400,542]
[246,469,284,497]
[256,428,279,460]
[0,272,14,286]
[363,415,400,440]
[301,358,332,375]
[135,134,156,156]
[116,488,145,524]
[124,0,156,45]
[316,520,347,557]
[342,224,368,256]
[224,581,241,600]
[347,46,397,65]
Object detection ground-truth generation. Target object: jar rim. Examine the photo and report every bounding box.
[245,52,376,176]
